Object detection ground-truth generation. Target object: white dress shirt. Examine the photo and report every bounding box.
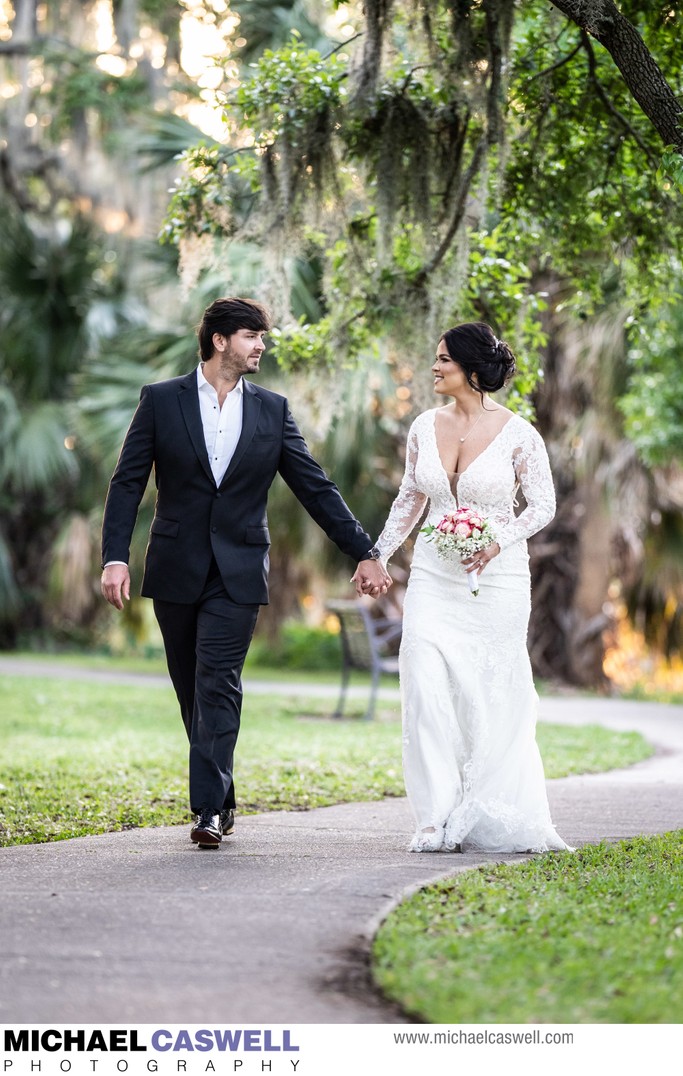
[197,363,244,486]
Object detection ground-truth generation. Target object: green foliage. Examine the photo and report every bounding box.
[236,39,348,144]
[40,44,150,147]
[0,206,103,519]
[160,143,284,248]
[160,6,520,362]
[463,225,550,417]
[269,320,335,370]
[619,297,683,466]
[0,403,78,495]
[659,146,683,195]
[247,621,342,670]
[161,0,683,416]
[268,312,373,371]
[135,113,221,170]
[342,56,458,237]
[229,0,332,62]
[373,832,683,1022]
[0,200,147,644]
[233,39,349,219]
[0,208,102,397]
[620,371,683,466]
[504,3,683,315]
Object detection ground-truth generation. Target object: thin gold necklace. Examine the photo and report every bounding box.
[458,407,487,443]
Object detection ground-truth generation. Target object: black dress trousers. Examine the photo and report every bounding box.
[154,558,259,814]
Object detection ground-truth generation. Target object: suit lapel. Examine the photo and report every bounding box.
[220,379,262,486]
[178,371,214,484]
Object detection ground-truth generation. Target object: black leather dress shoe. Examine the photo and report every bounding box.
[190,808,222,847]
[220,809,235,836]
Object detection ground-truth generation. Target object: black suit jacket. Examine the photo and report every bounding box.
[101,372,373,604]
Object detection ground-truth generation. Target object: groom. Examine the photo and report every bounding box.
[100,297,390,847]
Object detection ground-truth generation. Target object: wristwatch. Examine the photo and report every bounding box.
[364,545,382,561]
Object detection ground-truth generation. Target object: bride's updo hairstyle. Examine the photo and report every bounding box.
[441,321,516,396]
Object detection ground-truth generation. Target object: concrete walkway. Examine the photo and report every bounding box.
[0,661,681,1023]
[0,653,401,700]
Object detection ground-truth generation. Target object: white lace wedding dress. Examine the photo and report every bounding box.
[376,409,570,853]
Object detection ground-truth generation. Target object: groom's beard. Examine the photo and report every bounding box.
[220,347,261,378]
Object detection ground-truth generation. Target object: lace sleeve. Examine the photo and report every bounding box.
[495,423,556,552]
[375,420,428,562]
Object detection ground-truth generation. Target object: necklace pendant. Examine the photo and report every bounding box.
[459,437,465,442]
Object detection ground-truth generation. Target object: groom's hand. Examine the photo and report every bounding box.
[101,564,131,610]
[351,560,392,599]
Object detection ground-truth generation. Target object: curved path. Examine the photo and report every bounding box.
[0,664,681,1023]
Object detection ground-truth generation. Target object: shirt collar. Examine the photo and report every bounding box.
[197,364,244,395]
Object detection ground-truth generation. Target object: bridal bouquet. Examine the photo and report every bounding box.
[421,506,496,596]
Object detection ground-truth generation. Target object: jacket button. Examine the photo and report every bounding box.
[211,526,217,533]
[216,492,221,498]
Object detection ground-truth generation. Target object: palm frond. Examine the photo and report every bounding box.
[230,0,333,61]
[47,513,101,626]
[135,112,221,171]
[1,403,78,494]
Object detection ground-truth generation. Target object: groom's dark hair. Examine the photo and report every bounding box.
[197,297,271,361]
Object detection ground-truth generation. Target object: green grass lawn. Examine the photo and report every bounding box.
[372,831,683,1023]
[0,673,651,846]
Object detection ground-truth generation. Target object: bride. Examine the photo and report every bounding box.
[371,322,570,854]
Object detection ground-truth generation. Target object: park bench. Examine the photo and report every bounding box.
[325,598,402,721]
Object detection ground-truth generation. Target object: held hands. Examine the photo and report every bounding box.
[351,559,392,599]
[461,541,501,577]
[103,559,393,606]
[101,564,131,611]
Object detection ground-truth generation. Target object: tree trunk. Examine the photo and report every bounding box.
[550,0,683,151]
[114,0,138,56]
[527,275,620,691]
[11,0,38,42]
[564,481,612,688]
[353,0,395,105]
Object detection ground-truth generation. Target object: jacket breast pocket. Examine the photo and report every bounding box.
[245,526,270,545]
[151,517,179,538]
[250,434,277,453]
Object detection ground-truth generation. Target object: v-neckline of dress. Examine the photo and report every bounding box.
[430,408,516,484]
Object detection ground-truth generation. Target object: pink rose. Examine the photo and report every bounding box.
[455,522,472,538]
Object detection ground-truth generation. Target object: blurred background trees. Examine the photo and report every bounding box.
[0,0,213,645]
[1,0,682,693]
